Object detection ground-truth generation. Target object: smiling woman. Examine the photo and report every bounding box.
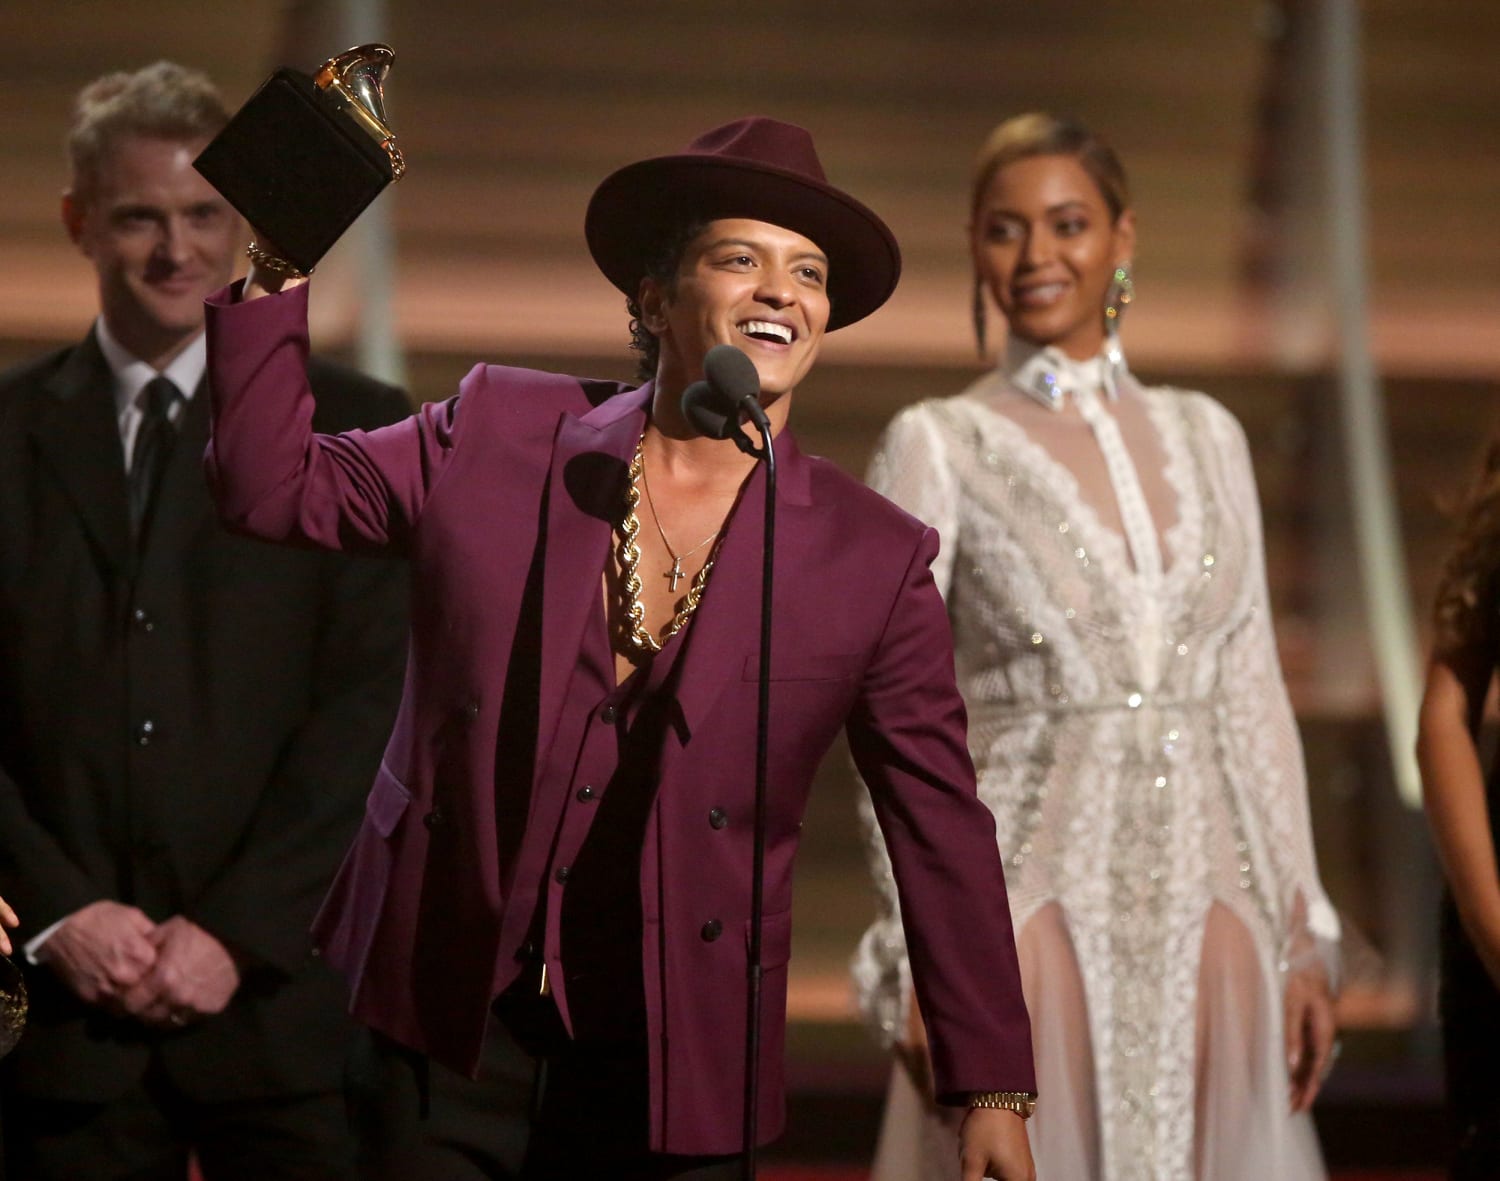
[854,113,1341,1181]
[971,161,1121,349]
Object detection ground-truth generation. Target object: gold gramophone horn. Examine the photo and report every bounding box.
[314,43,406,180]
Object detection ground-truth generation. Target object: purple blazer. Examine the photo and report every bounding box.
[204,283,1033,1154]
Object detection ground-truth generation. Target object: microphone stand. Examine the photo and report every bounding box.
[680,352,775,1181]
[728,402,775,1181]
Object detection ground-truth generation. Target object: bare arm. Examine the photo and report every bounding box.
[1419,644,1500,984]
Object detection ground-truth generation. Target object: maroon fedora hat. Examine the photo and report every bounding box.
[585,117,901,331]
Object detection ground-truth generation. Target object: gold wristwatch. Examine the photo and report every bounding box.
[969,1090,1037,1119]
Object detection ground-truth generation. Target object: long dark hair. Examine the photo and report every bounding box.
[1433,436,1500,654]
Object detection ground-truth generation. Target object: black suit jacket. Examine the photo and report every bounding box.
[0,329,409,1102]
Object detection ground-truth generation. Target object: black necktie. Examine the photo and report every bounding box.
[129,375,180,540]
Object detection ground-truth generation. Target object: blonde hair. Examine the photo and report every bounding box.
[67,61,228,202]
[970,112,1130,224]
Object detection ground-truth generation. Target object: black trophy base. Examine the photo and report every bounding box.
[194,68,394,274]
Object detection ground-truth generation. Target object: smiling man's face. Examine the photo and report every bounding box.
[64,134,241,368]
[643,218,831,400]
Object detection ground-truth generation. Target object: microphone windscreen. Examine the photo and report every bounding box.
[681,381,738,441]
[704,344,761,403]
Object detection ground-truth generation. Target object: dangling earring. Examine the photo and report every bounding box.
[1104,261,1134,325]
[1103,262,1134,394]
[972,272,988,359]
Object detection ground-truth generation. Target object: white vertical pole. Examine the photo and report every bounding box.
[341,0,406,390]
[1321,0,1422,807]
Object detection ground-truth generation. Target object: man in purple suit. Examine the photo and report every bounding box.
[202,118,1036,1180]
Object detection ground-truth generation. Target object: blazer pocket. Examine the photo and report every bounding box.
[365,763,413,839]
[746,908,794,970]
[740,651,865,683]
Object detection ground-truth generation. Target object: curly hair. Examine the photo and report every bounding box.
[1433,436,1500,655]
[625,219,708,384]
[67,61,229,203]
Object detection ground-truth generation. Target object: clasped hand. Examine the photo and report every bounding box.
[0,894,18,956]
[38,901,240,1028]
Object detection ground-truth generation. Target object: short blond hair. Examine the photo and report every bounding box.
[970,112,1131,224]
[67,61,229,202]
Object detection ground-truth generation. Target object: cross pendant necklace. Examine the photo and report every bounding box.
[640,443,720,599]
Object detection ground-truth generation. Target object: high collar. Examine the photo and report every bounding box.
[1000,335,1128,410]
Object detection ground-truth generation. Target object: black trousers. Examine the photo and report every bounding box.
[1440,894,1500,1180]
[345,1012,743,1181]
[1,1062,354,1181]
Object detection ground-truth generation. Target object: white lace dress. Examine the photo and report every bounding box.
[852,346,1340,1181]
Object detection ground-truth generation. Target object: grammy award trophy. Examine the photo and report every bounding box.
[193,44,406,275]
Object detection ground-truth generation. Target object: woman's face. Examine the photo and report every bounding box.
[970,152,1135,360]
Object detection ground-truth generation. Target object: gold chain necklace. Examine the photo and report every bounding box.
[640,445,721,593]
[618,435,722,654]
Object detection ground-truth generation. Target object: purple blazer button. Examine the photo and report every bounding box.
[700,919,723,942]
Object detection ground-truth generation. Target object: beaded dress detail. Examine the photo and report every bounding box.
[852,341,1338,1181]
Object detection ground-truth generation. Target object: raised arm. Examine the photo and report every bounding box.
[204,280,465,556]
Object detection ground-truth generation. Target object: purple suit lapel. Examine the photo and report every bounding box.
[533,401,817,787]
[532,384,653,779]
[663,428,814,751]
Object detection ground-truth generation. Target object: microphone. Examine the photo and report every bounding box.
[706,344,770,434]
[681,380,740,442]
[691,342,777,1179]
[680,344,766,455]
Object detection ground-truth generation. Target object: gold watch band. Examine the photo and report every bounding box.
[246,242,311,280]
[968,1090,1037,1119]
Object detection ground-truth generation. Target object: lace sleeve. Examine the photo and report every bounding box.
[1207,400,1342,984]
[852,401,958,1045]
[864,401,960,599]
[851,789,912,1049]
